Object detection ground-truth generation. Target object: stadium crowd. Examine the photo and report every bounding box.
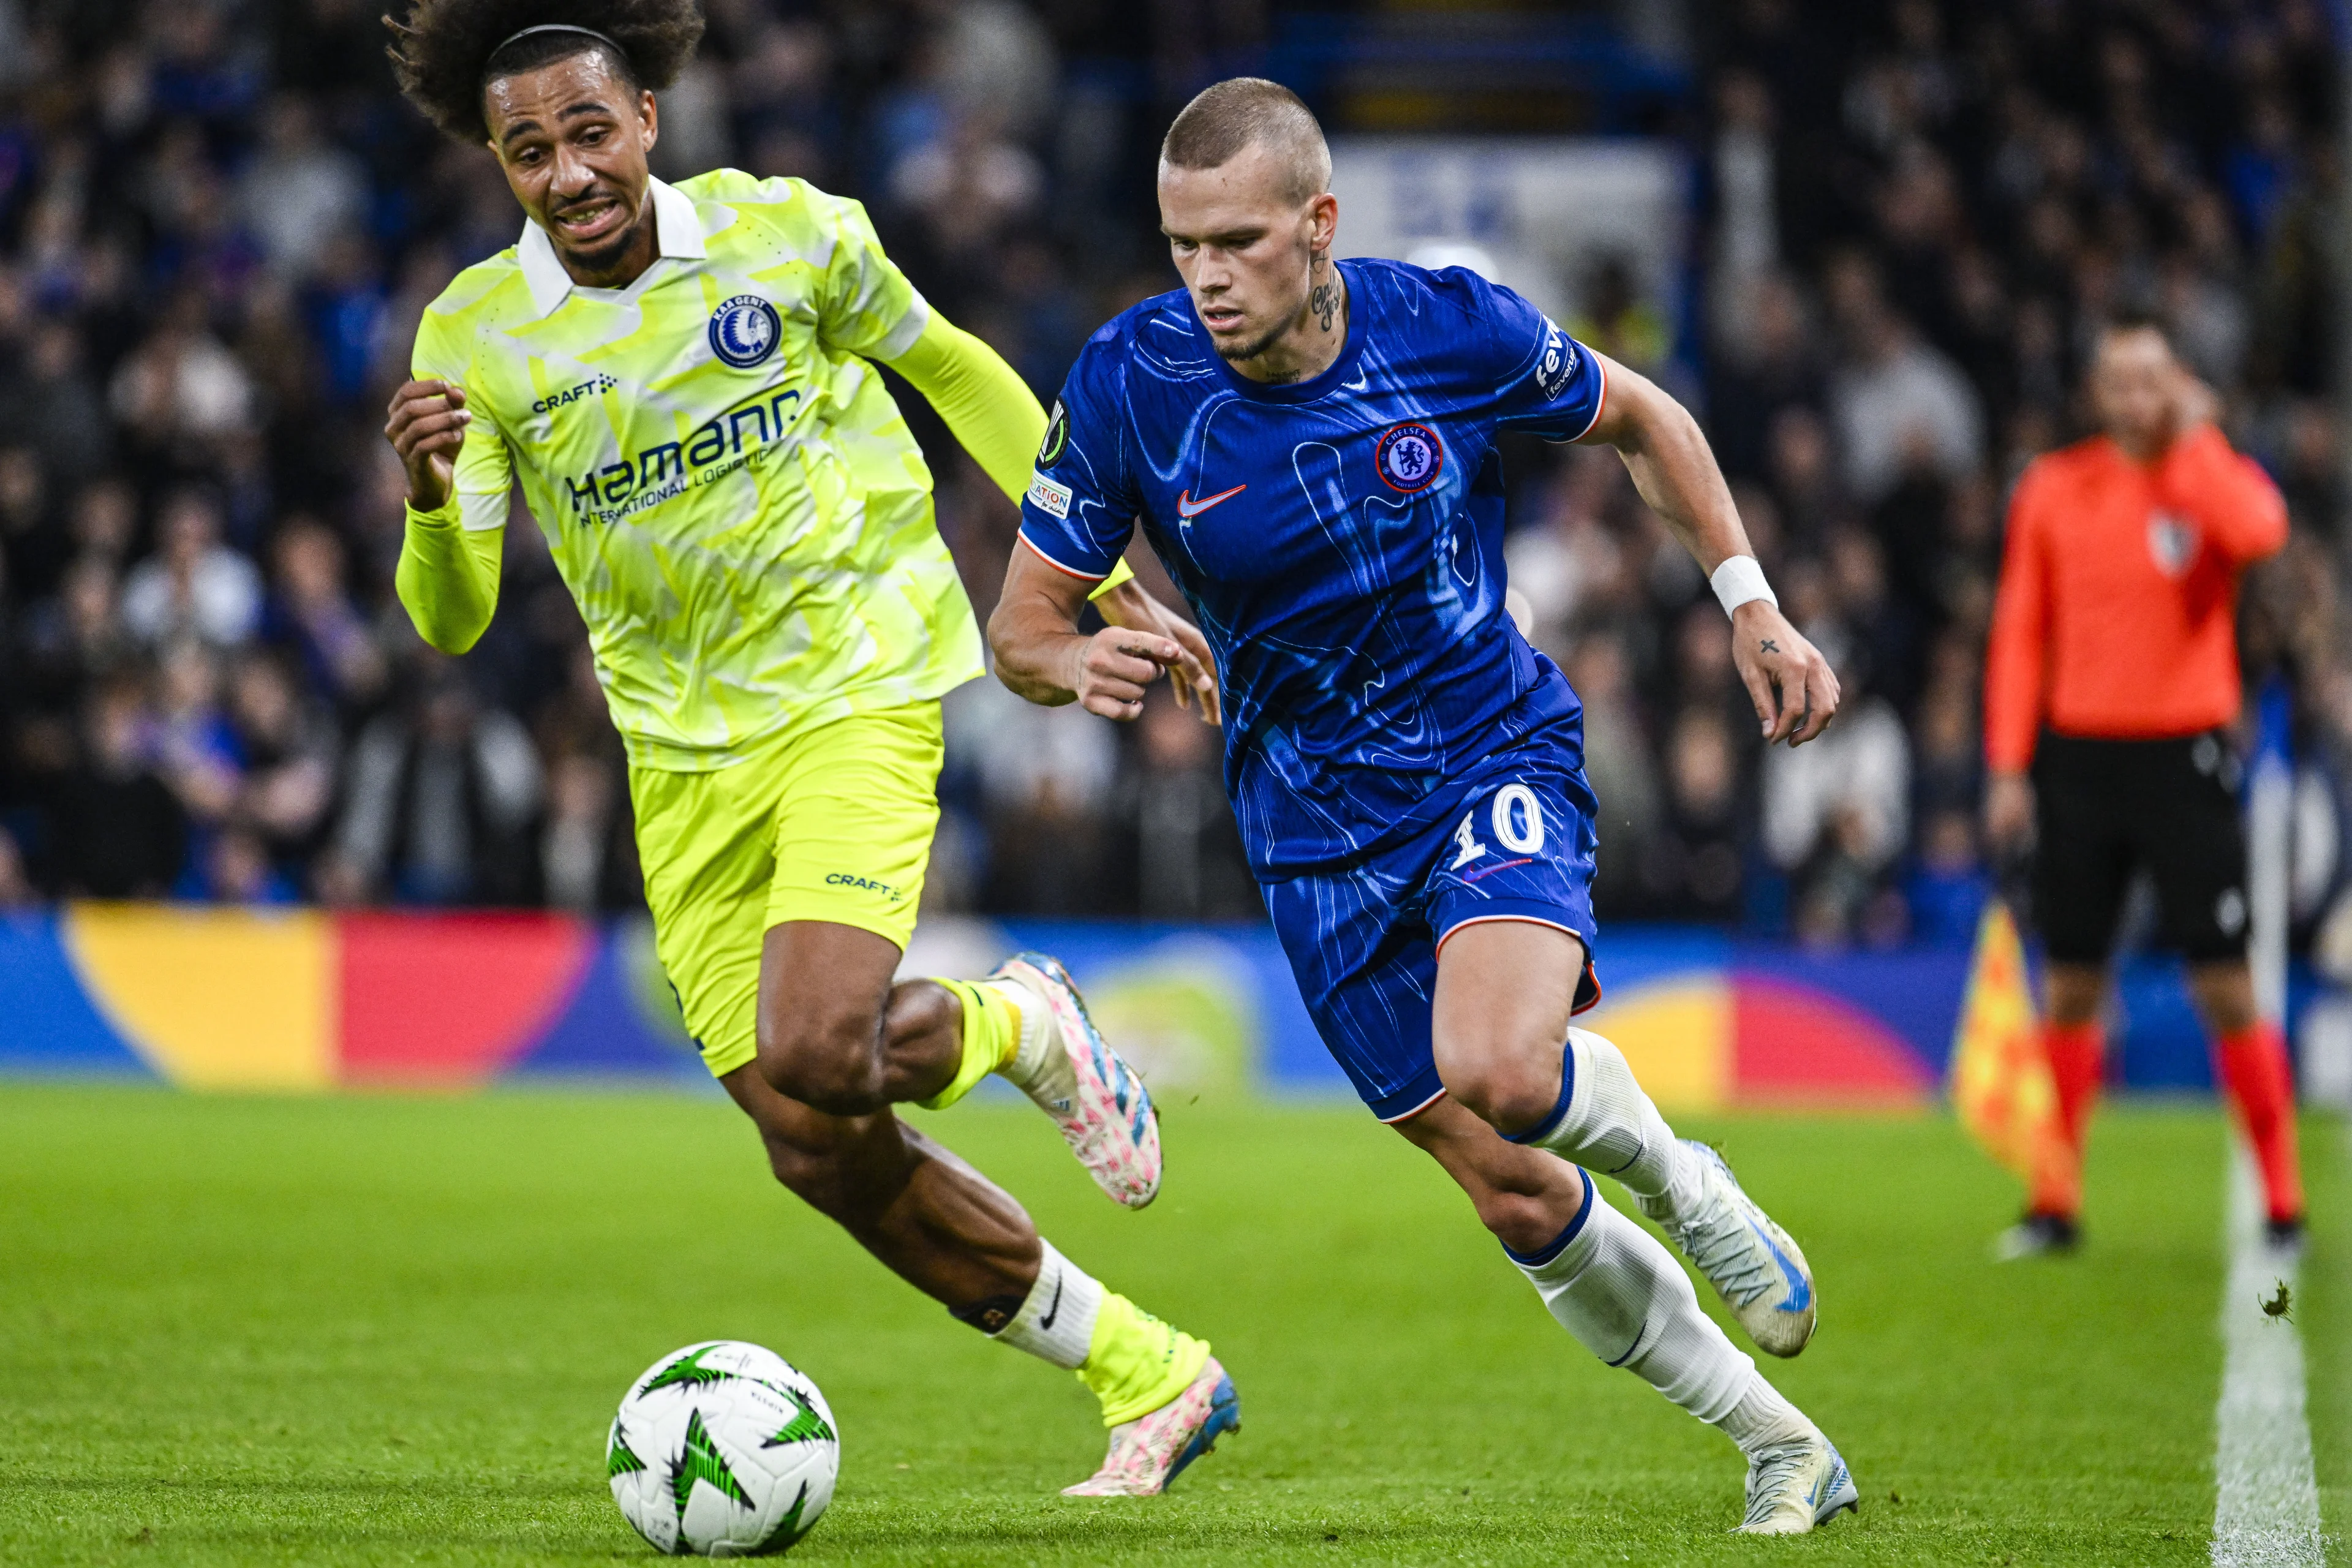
[0,0,2343,957]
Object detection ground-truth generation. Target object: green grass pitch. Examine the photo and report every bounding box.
[1,1083,2345,1565]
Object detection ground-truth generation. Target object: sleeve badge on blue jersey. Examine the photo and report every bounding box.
[1026,471,1072,518]
[1374,422,1446,494]
[1536,317,1578,401]
[1038,399,1068,466]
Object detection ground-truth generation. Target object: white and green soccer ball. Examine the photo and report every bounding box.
[608,1341,839,1556]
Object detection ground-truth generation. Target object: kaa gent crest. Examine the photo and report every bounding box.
[709,295,782,369]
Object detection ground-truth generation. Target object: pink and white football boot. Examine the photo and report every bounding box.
[990,952,1163,1209]
[1062,1358,1240,1496]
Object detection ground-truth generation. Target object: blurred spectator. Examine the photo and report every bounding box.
[108,288,258,464]
[1828,295,1983,505]
[891,113,1045,262]
[1572,254,1670,375]
[1825,527,1921,712]
[238,94,367,281]
[1763,407,1847,548]
[1565,631,1660,919]
[151,636,242,834]
[1705,273,1823,488]
[53,675,184,898]
[323,665,541,907]
[948,677,1115,915]
[206,825,299,904]
[0,447,53,597]
[1643,706,1748,924]
[224,647,337,872]
[0,823,37,908]
[1909,666,1980,823]
[1114,687,1253,921]
[66,480,138,568]
[122,488,261,648]
[1761,657,1912,944]
[1708,70,1779,322]
[7,320,114,492]
[262,519,387,713]
[540,744,641,914]
[304,230,390,405]
[19,555,134,736]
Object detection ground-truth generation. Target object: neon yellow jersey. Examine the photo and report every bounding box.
[409,170,981,771]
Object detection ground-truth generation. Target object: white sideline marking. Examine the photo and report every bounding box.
[2211,1151,2321,1567]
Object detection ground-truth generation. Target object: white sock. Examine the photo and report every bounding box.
[990,1239,1101,1370]
[1713,1371,1817,1457]
[1511,1172,1754,1426]
[1512,1028,1700,1221]
[987,978,1067,1107]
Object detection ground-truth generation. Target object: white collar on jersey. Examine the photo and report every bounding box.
[516,175,706,318]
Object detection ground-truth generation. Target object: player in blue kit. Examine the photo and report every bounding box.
[991,79,1858,1534]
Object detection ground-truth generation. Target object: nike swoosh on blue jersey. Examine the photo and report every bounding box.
[1177,484,1246,519]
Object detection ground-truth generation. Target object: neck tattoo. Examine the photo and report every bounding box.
[1308,258,1343,334]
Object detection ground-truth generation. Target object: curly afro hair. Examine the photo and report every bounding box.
[384,0,705,144]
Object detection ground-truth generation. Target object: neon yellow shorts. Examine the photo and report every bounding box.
[630,701,943,1080]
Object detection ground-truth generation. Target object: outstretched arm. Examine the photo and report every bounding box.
[884,312,1048,505]
[1580,352,1839,745]
[888,313,1215,718]
[990,542,1188,722]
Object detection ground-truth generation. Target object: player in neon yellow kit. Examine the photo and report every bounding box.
[380,1,1238,1494]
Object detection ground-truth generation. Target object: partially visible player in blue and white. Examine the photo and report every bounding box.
[990,78,1857,1535]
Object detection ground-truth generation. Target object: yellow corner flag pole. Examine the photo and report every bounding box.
[1948,899,2056,1182]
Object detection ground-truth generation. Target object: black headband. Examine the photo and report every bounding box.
[487,23,629,70]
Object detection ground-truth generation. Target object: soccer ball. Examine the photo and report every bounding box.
[608,1341,840,1556]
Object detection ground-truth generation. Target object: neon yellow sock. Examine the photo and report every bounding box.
[918,978,1016,1109]
[1076,1292,1211,1427]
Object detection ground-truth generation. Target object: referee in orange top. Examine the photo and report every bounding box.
[1983,312,2298,1257]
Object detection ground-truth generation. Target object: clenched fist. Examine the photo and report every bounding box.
[384,379,472,512]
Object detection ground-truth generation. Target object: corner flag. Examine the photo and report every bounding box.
[1948,900,2055,1180]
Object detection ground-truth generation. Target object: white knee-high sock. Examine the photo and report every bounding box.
[1509,1027,1700,1220]
[1512,1172,1805,1451]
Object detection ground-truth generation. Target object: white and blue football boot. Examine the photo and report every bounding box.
[1642,1139,1817,1357]
[1737,1431,1858,1534]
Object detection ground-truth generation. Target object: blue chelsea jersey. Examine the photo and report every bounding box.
[1020,258,1607,878]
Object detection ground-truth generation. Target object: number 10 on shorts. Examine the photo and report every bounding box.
[1450,783,1546,868]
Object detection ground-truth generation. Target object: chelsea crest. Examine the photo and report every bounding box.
[709,295,782,369]
[1374,421,1444,494]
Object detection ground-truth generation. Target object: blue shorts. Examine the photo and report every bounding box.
[1261,733,1603,1121]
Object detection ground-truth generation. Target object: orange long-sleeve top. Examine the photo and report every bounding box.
[1983,424,2287,772]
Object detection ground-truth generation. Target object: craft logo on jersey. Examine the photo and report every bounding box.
[1375,422,1444,494]
[709,295,782,369]
[2148,510,2196,577]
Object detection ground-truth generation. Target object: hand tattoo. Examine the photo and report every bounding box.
[1760,639,1780,653]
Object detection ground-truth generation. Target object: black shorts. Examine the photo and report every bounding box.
[2031,731,2249,965]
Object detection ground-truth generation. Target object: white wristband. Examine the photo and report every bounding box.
[1709,556,1777,617]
